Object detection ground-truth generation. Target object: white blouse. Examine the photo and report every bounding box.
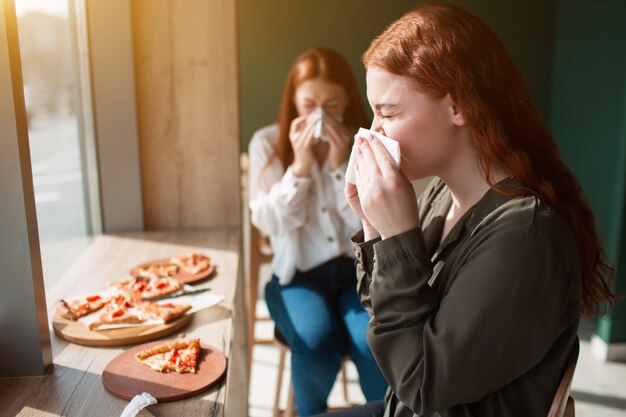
[248,124,361,285]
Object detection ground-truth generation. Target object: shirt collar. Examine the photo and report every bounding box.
[431,176,524,256]
[463,177,523,232]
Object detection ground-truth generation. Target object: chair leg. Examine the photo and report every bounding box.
[341,360,349,403]
[286,380,296,417]
[274,344,287,417]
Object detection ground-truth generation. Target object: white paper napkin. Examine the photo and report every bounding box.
[120,392,157,417]
[345,128,401,184]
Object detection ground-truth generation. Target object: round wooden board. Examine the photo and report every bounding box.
[102,342,227,402]
[130,258,216,284]
[52,313,193,347]
[173,264,216,285]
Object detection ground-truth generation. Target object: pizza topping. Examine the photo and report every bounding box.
[171,253,211,275]
[131,262,180,280]
[56,295,110,321]
[109,276,182,301]
[133,301,192,323]
[135,338,201,373]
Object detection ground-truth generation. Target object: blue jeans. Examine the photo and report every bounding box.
[265,257,388,416]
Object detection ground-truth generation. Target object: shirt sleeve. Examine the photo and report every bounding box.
[248,128,312,237]
[366,224,572,415]
[352,229,382,316]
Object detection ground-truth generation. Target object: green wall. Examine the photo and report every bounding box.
[237,0,556,152]
[549,0,626,343]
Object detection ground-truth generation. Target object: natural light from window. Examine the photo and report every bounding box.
[16,0,96,290]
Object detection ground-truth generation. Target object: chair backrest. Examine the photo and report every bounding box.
[547,342,579,417]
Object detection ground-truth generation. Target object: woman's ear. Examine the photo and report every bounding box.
[445,94,465,127]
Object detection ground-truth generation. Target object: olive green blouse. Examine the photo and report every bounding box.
[353,177,581,417]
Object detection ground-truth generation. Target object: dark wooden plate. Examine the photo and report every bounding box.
[102,341,227,402]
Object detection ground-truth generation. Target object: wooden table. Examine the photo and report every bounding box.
[0,228,248,417]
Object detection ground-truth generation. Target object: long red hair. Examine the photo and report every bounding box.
[275,48,369,169]
[363,3,617,316]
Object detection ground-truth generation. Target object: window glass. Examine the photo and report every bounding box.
[16,0,97,289]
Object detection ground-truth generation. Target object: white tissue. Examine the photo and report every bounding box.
[313,107,325,142]
[120,392,157,417]
[345,128,401,184]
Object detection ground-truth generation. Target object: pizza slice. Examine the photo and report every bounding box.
[171,253,211,275]
[134,301,192,323]
[135,338,201,373]
[109,275,182,300]
[130,261,180,279]
[56,294,110,320]
[87,297,142,330]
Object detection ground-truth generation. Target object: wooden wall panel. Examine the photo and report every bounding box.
[132,0,240,229]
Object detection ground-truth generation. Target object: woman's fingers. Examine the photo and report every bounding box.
[299,120,317,148]
[365,134,397,178]
[356,134,383,179]
[289,115,314,143]
[289,115,307,135]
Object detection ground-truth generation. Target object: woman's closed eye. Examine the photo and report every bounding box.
[375,111,394,120]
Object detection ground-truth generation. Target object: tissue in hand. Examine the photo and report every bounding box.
[313,107,325,142]
[345,128,401,184]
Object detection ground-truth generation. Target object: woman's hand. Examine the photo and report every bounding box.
[345,181,380,241]
[354,134,420,240]
[289,115,317,177]
[325,114,352,170]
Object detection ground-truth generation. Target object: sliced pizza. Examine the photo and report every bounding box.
[135,338,201,373]
[56,294,110,321]
[130,262,180,280]
[171,253,211,275]
[134,301,192,323]
[109,275,182,300]
[87,297,142,330]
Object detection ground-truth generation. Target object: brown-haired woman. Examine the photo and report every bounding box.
[314,3,617,417]
[248,48,387,416]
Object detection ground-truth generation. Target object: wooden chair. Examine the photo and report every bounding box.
[241,153,354,416]
[245,212,275,366]
[246,220,353,417]
[273,328,353,417]
[547,343,579,417]
[241,152,274,368]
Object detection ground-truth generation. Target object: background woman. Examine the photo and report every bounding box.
[248,48,387,416]
[321,3,617,417]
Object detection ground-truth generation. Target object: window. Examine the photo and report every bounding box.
[15,0,100,289]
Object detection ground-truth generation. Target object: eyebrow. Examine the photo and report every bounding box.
[374,103,397,111]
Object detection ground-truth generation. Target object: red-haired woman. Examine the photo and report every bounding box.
[313,3,617,417]
[248,48,387,416]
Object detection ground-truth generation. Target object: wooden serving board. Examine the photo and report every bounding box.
[102,342,227,402]
[52,313,193,347]
[172,264,215,284]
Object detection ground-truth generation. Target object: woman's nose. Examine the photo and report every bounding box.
[370,118,384,134]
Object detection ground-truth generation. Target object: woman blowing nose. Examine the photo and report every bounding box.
[317,3,617,417]
[248,48,387,416]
